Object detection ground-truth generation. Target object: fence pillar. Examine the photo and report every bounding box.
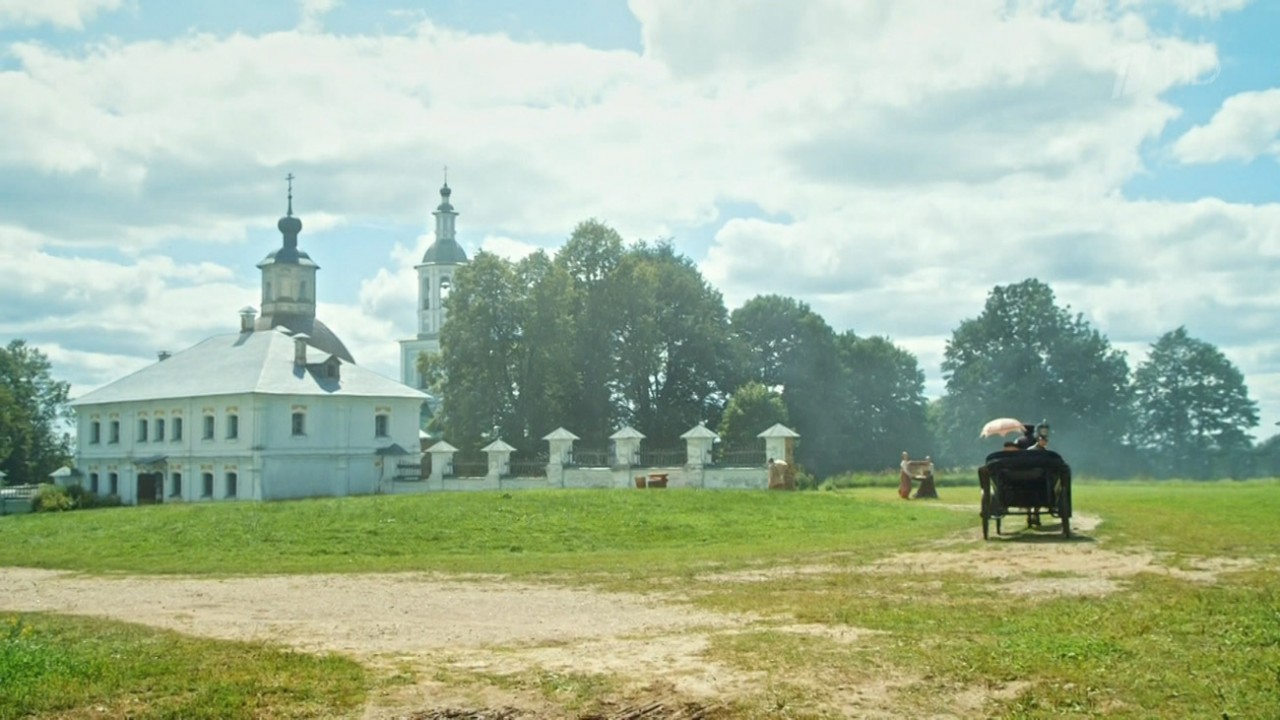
[543,427,579,487]
[483,439,515,479]
[681,423,718,468]
[758,423,801,488]
[543,427,579,466]
[426,440,458,481]
[610,426,645,467]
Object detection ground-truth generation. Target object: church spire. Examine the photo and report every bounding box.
[277,172,302,248]
[434,168,455,242]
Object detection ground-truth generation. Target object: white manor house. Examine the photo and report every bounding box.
[69,184,427,504]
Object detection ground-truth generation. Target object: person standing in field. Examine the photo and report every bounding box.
[898,451,913,499]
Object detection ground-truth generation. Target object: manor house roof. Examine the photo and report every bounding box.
[72,328,427,406]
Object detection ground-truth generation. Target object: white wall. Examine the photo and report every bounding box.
[74,393,422,505]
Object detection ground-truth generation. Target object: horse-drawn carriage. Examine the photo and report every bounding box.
[978,420,1072,540]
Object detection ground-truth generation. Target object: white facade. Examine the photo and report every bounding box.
[72,330,426,504]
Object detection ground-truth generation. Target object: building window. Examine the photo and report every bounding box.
[154,418,165,442]
[89,421,101,444]
[226,472,238,499]
[108,473,118,495]
[375,413,389,438]
[137,418,148,442]
[299,281,307,299]
[226,414,239,440]
[291,412,306,436]
[89,472,99,494]
[202,473,214,498]
[203,415,215,440]
[171,472,182,498]
[173,417,183,441]
[265,280,272,299]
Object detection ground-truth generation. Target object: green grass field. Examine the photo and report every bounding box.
[2,480,1277,718]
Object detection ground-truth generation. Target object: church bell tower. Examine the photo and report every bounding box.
[399,174,468,388]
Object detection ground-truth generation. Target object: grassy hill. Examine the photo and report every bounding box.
[2,481,1277,718]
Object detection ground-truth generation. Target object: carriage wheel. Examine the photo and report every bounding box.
[980,492,991,540]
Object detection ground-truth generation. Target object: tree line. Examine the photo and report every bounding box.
[421,221,1267,480]
[1,222,1269,485]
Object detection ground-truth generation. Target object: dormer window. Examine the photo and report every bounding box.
[323,357,340,379]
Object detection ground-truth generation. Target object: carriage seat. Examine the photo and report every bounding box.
[983,450,1071,515]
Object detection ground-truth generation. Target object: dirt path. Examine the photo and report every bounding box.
[0,514,1254,718]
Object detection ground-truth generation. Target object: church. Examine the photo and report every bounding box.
[69,181,429,504]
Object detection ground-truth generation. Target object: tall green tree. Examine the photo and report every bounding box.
[555,219,626,443]
[436,252,521,449]
[1253,432,1280,478]
[835,332,930,470]
[508,251,579,448]
[436,251,579,453]
[0,340,72,485]
[718,381,789,450]
[1132,326,1258,478]
[612,242,735,439]
[414,349,447,435]
[938,279,1132,473]
[730,295,843,476]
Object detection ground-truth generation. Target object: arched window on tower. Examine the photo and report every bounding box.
[439,277,451,300]
[299,281,307,299]
[422,279,430,309]
[264,281,272,300]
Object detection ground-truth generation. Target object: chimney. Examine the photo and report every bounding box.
[293,333,310,367]
[157,351,171,362]
[239,306,257,333]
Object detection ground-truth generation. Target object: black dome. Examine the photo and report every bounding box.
[277,215,302,235]
[420,238,468,265]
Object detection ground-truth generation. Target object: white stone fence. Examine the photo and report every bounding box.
[392,423,799,493]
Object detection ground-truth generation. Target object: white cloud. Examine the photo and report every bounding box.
[1169,0,1250,18]
[1103,0,1251,20]
[480,235,543,262]
[356,232,431,338]
[297,0,340,33]
[4,0,1279,441]
[0,0,122,29]
[1173,88,1280,163]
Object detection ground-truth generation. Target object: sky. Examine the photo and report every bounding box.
[2,0,1278,442]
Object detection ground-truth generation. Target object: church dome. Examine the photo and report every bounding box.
[277,214,302,235]
[421,238,468,264]
[267,314,355,363]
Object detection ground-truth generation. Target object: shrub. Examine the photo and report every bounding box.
[32,484,73,512]
[793,465,818,490]
[96,494,123,508]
